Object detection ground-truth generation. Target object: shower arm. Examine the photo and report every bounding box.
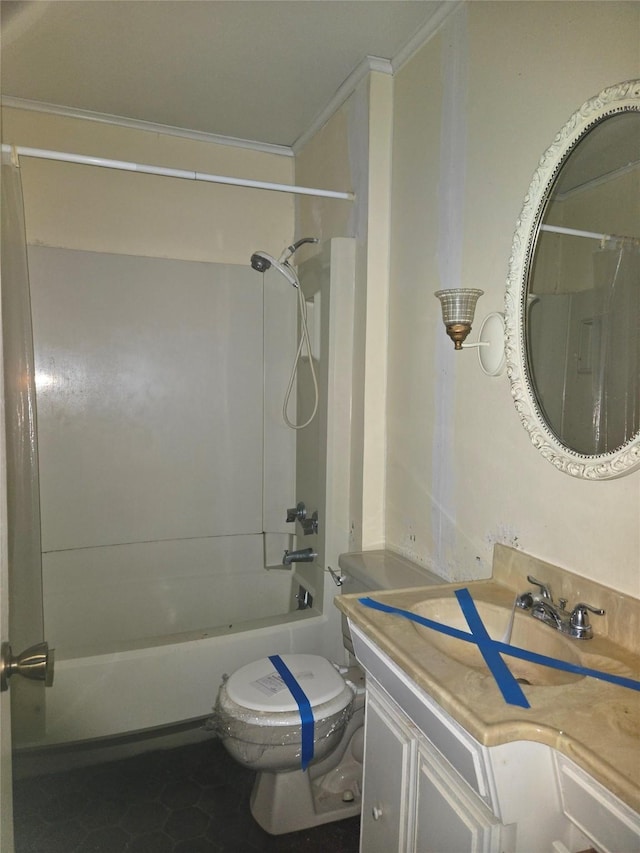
[279,237,319,263]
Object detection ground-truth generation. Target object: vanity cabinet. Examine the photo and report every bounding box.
[361,680,510,853]
[351,621,640,853]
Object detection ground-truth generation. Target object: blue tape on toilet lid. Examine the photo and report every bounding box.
[226,654,348,712]
[269,655,315,771]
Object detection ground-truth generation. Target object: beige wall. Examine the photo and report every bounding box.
[386,2,640,595]
[1,106,294,262]
[8,0,637,611]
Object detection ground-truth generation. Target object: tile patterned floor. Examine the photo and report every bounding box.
[13,739,361,852]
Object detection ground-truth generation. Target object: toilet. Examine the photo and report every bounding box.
[213,550,442,835]
[215,654,365,834]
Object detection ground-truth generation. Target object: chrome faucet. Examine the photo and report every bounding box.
[282,547,317,566]
[516,575,605,639]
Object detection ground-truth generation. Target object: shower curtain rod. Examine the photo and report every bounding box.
[1,143,355,201]
[540,223,638,244]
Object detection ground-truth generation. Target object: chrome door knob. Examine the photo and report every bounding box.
[0,641,54,692]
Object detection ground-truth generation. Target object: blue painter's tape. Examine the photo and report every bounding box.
[268,655,314,771]
[489,639,640,692]
[454,588,529,708]
[357,595,640,701]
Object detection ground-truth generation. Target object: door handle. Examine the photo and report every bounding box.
[0,641,54,692]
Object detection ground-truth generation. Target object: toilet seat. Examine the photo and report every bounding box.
[226,654,348,714]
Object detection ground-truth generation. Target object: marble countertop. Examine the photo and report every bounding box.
[335,546,640,813]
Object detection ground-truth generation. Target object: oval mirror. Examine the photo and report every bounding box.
[505,79,640,479]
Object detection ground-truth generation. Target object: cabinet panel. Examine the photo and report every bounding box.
[414,742,505,853]
[360,690,415,853]
[556,755,640,853]
[351,622,491,802]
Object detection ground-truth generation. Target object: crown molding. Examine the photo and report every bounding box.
[293,1,463,154]
[292,55,392,154]
[391,1,464,75]
[0,96,294,158]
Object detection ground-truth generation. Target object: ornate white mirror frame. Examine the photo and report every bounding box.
[505,79,640,480]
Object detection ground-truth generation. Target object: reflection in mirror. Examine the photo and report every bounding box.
[527,112,640,456]
[505,79,640,479]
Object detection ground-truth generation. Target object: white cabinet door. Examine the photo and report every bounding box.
[414,741,505,853]
[360,688,416,853]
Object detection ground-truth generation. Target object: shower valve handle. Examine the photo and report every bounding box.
[286,502,307,523]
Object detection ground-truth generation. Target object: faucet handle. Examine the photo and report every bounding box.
[570,603,605,638]
[526,575,553,601]
[570,602,605,625]
[286,502,307,523]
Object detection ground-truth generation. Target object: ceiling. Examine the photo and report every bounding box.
[1,1,446,148]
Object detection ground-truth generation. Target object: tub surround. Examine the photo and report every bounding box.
[336,544,640,813]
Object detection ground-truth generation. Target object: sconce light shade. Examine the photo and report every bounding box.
[434,288,484,349]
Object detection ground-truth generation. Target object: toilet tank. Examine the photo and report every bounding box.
[337,550,443,656]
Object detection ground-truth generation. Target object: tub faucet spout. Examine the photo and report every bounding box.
[283,548,316,565]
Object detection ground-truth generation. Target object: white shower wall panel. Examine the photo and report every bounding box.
[28,247,264,550]
[42,534,292,657]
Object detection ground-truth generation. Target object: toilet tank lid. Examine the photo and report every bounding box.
[226,654,348,713]
[338,549,443,590]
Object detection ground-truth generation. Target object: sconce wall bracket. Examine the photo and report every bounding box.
[461,311,506,375]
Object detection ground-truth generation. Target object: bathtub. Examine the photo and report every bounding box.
[39,605,327,748]
[33,532,332,746]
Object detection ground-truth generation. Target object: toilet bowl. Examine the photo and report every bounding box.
[213,550,442,835]
[214,654,365,835]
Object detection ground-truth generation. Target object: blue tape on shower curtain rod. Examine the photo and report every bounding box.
[357,592,640,706]
[268,655,314,771]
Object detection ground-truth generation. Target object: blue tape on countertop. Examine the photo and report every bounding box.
[357,592,640,706]
[454,588,529,708]
[268,654,314,770]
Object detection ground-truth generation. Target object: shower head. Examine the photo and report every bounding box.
[250,237,318,287]
[249,251,299,288]
[250,251,272,273]
[251,237,318,274]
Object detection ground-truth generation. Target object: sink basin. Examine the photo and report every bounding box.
[409,598,583,686]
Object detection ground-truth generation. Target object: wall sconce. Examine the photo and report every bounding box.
[434,288,484,350]
[434,289,506,376]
